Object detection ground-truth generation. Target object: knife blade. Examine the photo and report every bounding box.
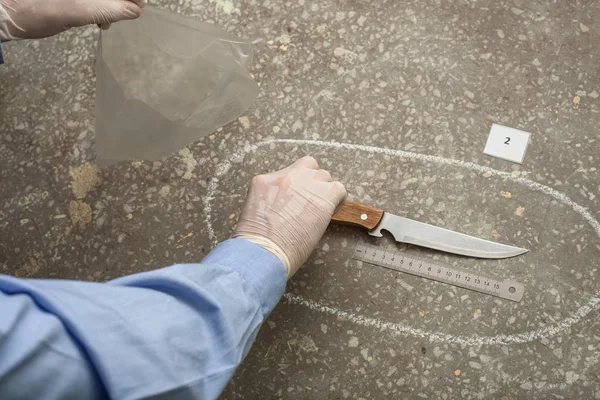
[331,201,528,259]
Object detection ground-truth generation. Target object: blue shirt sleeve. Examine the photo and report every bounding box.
[0,238,287,400]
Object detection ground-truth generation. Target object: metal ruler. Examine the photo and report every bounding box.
[353,242,524,302]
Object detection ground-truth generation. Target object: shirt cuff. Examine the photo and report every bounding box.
[202,238,287,315]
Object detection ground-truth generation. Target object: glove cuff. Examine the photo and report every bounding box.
[233,233,292,278]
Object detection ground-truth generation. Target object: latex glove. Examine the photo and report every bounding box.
[0,0,145,41]
[234,157,347,279]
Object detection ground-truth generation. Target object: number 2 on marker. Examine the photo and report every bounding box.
[504,137,511,145]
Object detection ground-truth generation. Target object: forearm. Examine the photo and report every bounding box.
[0,239,286,400]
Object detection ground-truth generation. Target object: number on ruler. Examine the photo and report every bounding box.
[353,243,524,302]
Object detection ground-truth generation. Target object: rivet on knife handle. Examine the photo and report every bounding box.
[331,201,384,230]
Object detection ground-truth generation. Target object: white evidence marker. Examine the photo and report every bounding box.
[483,123,531,164]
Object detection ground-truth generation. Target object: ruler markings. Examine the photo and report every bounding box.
[353,242,524,302]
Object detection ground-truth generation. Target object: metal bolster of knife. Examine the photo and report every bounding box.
[331,201,385,231]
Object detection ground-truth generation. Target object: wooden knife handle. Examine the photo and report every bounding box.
[331,201,384,230]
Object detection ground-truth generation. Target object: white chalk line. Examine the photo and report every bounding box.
[282,291,600,347]
[259,139,600,240]
[204,146,246,243]
[204,139,600,384]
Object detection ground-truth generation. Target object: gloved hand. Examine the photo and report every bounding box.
[0,0,145,41]
[234,157,347,279]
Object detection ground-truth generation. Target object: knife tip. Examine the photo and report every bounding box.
[510,247,529,257]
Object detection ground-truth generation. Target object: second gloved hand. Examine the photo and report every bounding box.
[0,0,145,41]
[234,157,347,279]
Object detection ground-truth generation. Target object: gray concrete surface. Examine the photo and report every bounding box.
[1,0,600,398]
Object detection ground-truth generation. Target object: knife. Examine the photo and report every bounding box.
[331,202,528,259]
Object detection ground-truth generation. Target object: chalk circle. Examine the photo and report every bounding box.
[204,139,600,347]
